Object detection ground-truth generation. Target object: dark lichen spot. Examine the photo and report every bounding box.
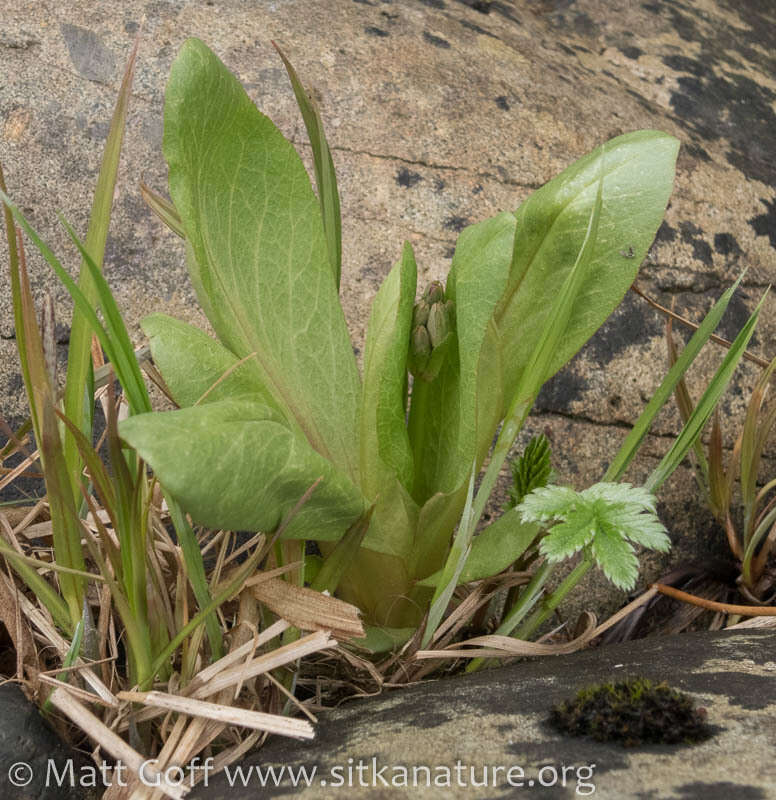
[457,0,493,13]
[418,0,445,7]
[495,95,510,110]
[679,221,713,267]
[662,54,710,78]
[459,18,497,36]
[620,45,643,60]
[472,184,483,194]
[684,141,711,162]
[713,232,742,258]
[748,197,776,248]
[718,289,757,346]
[423,31,451,48]
[585,292,660,363]
[433,177,446,193]
[550,678,715,747]
[444,245,456,258]
[656,221,677,244]
[535,366,589,413]
[443,215,469,232]
[364,25,390,37]
[396,167,422,187]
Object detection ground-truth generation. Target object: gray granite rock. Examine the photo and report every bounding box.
[190,630,776,799]
[1,1,774,616]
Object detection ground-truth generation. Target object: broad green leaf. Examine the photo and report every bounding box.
[274,42,342,289]
[360,241,417,495]
[498,131,679,405]
[361,475,418,558]
[119,399,366,540]
[142,313,276,409]
[409,483,469,580]
[408,213,513,501]
[352,626,415,654]
[164,39,360,479]
[418,509,539,587]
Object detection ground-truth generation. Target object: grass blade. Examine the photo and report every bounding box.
[140,182,185,238]
[421,463,477,648]
[645,290,768,493]
[165,495,224,660]
[604,274,747,482]
[274,42,342,288]
[63,36,139,483]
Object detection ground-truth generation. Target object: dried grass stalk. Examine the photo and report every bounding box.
[118,690,314,739]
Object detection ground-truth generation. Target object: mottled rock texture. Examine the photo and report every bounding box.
[190,630,776,799]
[1,1,775,618]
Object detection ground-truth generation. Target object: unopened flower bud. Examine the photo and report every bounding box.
[411,325,432,361]
[427,303,450,348]
[412,300,430,329]
[423,281,445,306]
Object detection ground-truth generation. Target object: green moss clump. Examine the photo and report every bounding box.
[549,677,714,747]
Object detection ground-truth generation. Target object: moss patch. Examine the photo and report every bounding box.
[549,677,715,747]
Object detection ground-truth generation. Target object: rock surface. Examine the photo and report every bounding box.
[1,0,775,615]
[0,684,99,800]
[189,630,776,799]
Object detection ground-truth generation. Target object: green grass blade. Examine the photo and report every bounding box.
[645,290,768,493]
[274,42,342,288]
[604,274,746,482]
[143,548,262,690]
[421,463,477,648]
[3,221,85,629]
[165,494,224,660]
[63,37,139,483]
[0,192,150,417]
[1,165,37,439]
[59,215,151,415]
[140,182,185,238]
[0,539,72,631]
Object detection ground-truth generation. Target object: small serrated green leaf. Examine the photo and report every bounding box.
[540,510,597,562]
[508,433,554,507]
[519,485,579,523]
[591,523,639,590]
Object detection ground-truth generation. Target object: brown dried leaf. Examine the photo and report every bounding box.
[252,576,364,640]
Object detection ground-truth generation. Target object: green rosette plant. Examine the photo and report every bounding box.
[117,38,682,640]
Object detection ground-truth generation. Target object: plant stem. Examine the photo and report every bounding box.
[513,555,593,641]
[466,559,553,673]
